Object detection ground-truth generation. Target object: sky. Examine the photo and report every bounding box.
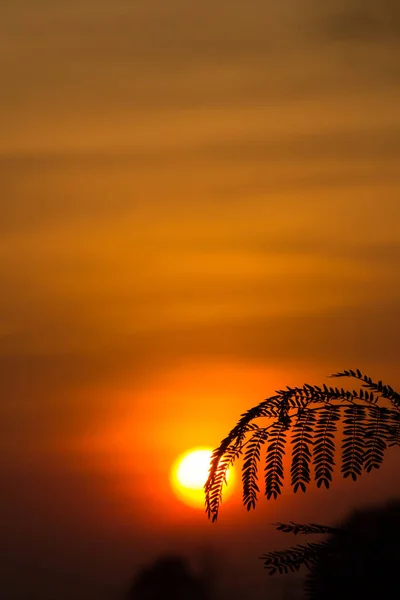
[1,1,400,598]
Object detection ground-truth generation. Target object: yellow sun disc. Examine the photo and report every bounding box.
[170,447,234,509]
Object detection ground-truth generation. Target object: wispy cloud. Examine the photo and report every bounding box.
[321,0,400,41]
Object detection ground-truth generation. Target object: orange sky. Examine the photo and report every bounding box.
[1,1,400,598]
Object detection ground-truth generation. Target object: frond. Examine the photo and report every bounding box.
[332,369,400,408]
[205,440,245,522]
[242,427,269,511]
[205,368,400,520]
[274,522,342,536]
[205,396,282,521]
[290,409,316,493]
[264,421,288,500]
[387,411,400,446]
[363,406,391,472]
[341,405,366,480]
[261,541,329,575]
[313,406,340,489]
[280,383,354,406]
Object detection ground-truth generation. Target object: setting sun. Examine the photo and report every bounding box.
[170,447,234,509]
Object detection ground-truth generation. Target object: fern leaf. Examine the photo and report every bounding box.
[205,442,244,521]
[387,411,400,446]
[206,369,400,521]
[265,421,287,500]
[363,406,391,472]
[341,405,366,480]
[313,406,341,489]
[261,542,329,575]
[242,428,269,511]
[332,369,400,407]
[290,409,316,493]
[230,396,282,438]
[274,522,342,536]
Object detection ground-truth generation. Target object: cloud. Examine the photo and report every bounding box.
[167,301,400,367]
[2,290,399,454]
[321,0,400,41]
[1,0,400,466]
[3,0,399,128]
[1,121,400,235]
[2,232,399,376]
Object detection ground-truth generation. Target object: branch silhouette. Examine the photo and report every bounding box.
[205,369,400,522]
[205,369,400,598]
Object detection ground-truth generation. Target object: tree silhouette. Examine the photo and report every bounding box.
[205,369,400,521]
[306,499,400,599]
[127,555,211,600]
[260,500,400,599]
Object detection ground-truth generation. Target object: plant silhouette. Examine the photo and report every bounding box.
[127,555,211,600]
[306,499,400,599]
[205,369,400,521]
[205,369,400,596]
[261,499,400,599]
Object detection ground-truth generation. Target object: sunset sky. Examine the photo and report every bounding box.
[1,1,400,598]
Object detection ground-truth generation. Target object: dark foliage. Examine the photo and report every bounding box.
[261,500,400,598]
[274,522,342,536]
[242,427,269,510]
[205,369,400,521]
[305,500,400,599]
[127,555,211,600]
[261,522,344,576]
[261,541,329,576]
[264,421,287,500]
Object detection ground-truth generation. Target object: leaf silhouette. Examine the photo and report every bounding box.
[242,427,269,510]
[363,405,391,472]
[261,542,329,575]
[290,409,316,493]
[205,369,400,521]
[313,406,340,489]
[341,405,366,481]
[264,421,288,500]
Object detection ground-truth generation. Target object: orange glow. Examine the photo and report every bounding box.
[170,447,234,509]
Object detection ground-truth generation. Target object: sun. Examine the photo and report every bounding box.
[170,447,234,509]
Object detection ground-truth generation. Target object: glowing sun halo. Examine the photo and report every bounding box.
[171,447,234,509]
